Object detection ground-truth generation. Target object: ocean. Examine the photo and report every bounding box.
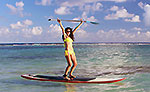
[0,43,150,92]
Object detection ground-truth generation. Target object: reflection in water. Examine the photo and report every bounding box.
[64,84,76,92]
[62,81,127,92]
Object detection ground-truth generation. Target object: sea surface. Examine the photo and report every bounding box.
[0,43,150,92]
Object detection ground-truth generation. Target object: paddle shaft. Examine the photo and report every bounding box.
[48,19,99,24]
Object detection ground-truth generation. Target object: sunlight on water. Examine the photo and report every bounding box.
[0,44,150,92]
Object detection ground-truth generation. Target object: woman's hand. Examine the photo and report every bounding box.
[80,19,84,24]
[57,18,61,23]
[72,19,83,34]
[57,18,65,35]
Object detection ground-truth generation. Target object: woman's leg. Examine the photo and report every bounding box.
[69,53,77,77]
[64,55,72,76]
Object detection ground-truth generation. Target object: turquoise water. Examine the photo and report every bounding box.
[0,44,150,92]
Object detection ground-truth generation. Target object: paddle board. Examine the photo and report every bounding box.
[21,74,126,84]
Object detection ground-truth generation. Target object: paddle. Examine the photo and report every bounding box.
[48,19,99,25]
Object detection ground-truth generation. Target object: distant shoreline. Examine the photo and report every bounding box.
[0,42,150,46]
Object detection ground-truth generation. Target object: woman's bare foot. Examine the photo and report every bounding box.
[63,74,70,80]
[69,75,76,80]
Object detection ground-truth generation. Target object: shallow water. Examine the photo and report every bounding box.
[0,44,150,92]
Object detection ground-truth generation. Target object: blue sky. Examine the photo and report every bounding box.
[0,0,150,43]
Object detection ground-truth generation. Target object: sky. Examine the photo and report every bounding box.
[0,0,150,43]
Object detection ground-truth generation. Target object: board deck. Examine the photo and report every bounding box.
[21,74,126,84]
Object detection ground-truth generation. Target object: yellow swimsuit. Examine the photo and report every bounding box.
[64,37,75,56]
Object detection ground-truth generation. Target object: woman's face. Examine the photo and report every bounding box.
[66,29,71,36]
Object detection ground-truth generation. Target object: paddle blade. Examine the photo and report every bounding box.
[86,21,99,25]
[48,19,56,21]
[90,22,99,25]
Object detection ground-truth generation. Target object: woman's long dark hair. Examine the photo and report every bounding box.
[62,27,74,41]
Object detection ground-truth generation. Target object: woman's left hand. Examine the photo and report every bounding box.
[80,19,83,23]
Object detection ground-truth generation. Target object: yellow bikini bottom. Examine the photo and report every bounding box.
[65,50,75,56]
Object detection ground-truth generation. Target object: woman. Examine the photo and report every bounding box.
[57,18,83,80]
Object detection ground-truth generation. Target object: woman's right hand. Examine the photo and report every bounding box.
[57,18,61,23]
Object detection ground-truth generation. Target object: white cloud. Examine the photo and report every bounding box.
[35,0,52,6]
[55,0,103,15]
[0,27,10,35]
[73,12,98,28]
[75,29,88,39]
[138,2,144,9]
[143,4,150,26]
[23,19,33,26]
[54,6,71,15]
[0,27,13,42]
[138,2,150,26]
[95,3,103,11]
[132,27,142,31]
[6,4,17,14]
[9,20,43,38]
[10,19,33,29]
[145,31,150,38]
[48,24,88,42]
[80,2,103,14]
[81,12,97,22]
[110,6,119,11]
[1,25,150,42]
[103,0,126,3]
[55,0,126,16]
[49,24,62,38]
[16,1,24,7]
[105,7,134,20]
[87,16,98,22]
[137,31,141,35]
[21,28,32,38]
[6,1,25,17]
[20,26,43,38]
[61,0,126,8]
[10,21,24,29]
[95,29,150,42]
[6,1,31,17]
[124,15,140,22]
[61,0,100,8]
[32,26,43,35]
[105,6,140,22]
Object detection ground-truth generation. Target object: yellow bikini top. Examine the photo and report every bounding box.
[64,37,73,42]
[64,37,73,47]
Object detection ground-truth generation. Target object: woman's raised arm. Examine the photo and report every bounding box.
[72,19,83,34]
[57,18,65,35]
